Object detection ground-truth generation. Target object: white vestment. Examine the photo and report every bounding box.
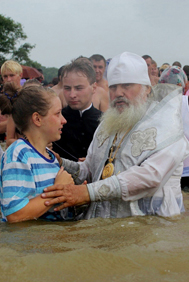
[63,85,189,218]
[182,95,189,177]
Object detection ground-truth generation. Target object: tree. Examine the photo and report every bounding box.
[13,43,35,65]
[0,14,57,83]
[41,66,58,84]
[0,14,35,66]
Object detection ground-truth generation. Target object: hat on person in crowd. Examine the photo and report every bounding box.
[159,64,170,74]
[159,66,187,90]
[172,61,182,68]
[107,52,151,87]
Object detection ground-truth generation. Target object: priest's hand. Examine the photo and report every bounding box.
[41,184,90,211]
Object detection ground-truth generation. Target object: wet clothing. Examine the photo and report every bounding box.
[181,95,189,190]
[62,85,189,219]
[182,95,189,177]
[53,105,101,161]
[0,139,65,221]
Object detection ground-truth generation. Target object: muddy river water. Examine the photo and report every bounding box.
[1,192,189,282]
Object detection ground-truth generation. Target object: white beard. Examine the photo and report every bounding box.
[100,89,152,136]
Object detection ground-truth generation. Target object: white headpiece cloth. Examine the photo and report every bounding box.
[107,52,151,87]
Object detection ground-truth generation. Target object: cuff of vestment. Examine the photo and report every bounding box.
[87,175,122,202]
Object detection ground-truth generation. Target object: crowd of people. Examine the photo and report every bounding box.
[0,51,189,223]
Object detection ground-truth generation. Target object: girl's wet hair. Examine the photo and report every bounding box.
[0,82,57,133]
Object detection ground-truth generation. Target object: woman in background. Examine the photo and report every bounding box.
[159,66,189,191]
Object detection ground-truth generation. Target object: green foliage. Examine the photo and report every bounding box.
[0,14,37,67]
[0,14,58,83]
[0,54,6,66]
[13,43,35,65]
[0,14,26,55]
[28,61,42,70]
[41,66,58,83]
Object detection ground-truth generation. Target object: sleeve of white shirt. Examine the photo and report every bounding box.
[87,138,189,202]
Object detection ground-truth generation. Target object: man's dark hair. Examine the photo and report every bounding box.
[183,65,189,80]
[89,54,106,66]
[52,77,59,85]
[142,55,152,60]
[58,66,65,82]
[172,61,182,68]
[62,56,96,84]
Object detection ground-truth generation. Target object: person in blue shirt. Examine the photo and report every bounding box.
[0,82,73,223]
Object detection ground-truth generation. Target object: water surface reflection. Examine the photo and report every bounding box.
[1,193,189,281]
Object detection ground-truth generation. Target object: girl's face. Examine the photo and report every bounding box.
[41,96,67,143]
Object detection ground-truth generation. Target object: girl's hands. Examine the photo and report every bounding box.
[55,167,74,185]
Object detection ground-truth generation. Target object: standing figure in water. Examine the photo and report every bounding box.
[42,52,189,219]
[0,83,73,222]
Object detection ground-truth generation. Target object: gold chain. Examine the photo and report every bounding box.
[101,128,131,179]
[108,129,130,163]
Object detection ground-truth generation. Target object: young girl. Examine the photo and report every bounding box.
[0,82,73,222]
